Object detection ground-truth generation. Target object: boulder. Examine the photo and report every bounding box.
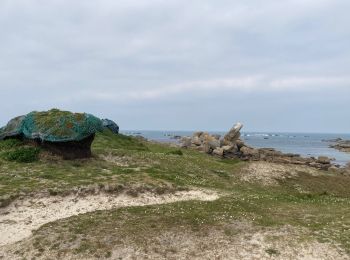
[201,133,217,143]
[240,146,259,157]
[317,156,331,164]
[236,139,245,149]
[330,140,350,153]
[222,145,236,153]
[224,122,243,143]
[203,143,213,154]
[191,136,202,146]
[208,140,220,150]
[0,116,26,140]
[178,122,244,156]
[0,109,103,159]
[213,147,224,157]
[102,119,119,134]
[199,132,210,142]
[180,137,192,148]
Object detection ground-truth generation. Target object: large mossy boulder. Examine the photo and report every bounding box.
[102,119,119,134]
[0,109,103,159]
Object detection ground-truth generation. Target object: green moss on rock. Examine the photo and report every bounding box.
[0,109,103,142]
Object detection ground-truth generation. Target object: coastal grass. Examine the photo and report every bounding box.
[0,130,243,201]
[0,139,41,164]
[1,130,350,256]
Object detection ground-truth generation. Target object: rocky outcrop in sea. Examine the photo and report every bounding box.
[329,139,350,153]
[180,123,336,171]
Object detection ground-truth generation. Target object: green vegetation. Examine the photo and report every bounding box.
[0,130,243,199]
[166,149,183,156]
[30,108,102,139]
[2,146,40,163]
[0,129,349,257]
[266,248,280,256]
[0,138,21,150]
[93,129,149,152]
[0,139,40,163]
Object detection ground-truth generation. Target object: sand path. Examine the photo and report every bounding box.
[0,189,219,246]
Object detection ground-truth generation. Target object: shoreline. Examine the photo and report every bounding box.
[127,131,350,167]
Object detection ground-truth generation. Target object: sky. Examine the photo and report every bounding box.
[0,0,349,133]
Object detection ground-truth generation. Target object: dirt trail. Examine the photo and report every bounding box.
[0,189,219,246]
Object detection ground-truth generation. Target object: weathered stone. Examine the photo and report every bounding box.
[220,139,231,147]
[203,143,212,154]
[240,146,259,157]
[208,140,220,149]
[274,157,293,164]
[317,156,331,164]
[180,136,192,148]
[102,119,119,134]
[330,139,350,153]
[224,122,243,143]
[202,134,216,143]
[191,136,202,146]
[222,145,236,153]
[180,137,192,148]
[213,147,224,157]
[200,132,210,142]
[236,139,245,149]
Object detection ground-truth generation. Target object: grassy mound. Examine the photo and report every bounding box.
[93,130,149,152]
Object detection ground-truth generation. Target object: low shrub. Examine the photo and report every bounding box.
[167,150,183,156]
[0,138,22,150]
[2,146,41,163]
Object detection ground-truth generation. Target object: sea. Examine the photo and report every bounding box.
[121,130,350,166]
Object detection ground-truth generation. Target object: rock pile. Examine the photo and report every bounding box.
[180,123,243,157]
[180,123,335,171]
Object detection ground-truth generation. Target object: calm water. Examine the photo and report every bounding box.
[121,130,350,166]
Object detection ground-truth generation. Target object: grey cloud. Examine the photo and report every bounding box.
[0,0,349,132]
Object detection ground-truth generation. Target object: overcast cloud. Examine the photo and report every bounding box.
[0,0,349,132]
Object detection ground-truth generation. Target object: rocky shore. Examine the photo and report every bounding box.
[180,123,337,171]
[328,139,350,153]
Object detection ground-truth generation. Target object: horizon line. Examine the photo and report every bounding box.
[121,129,350,135]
